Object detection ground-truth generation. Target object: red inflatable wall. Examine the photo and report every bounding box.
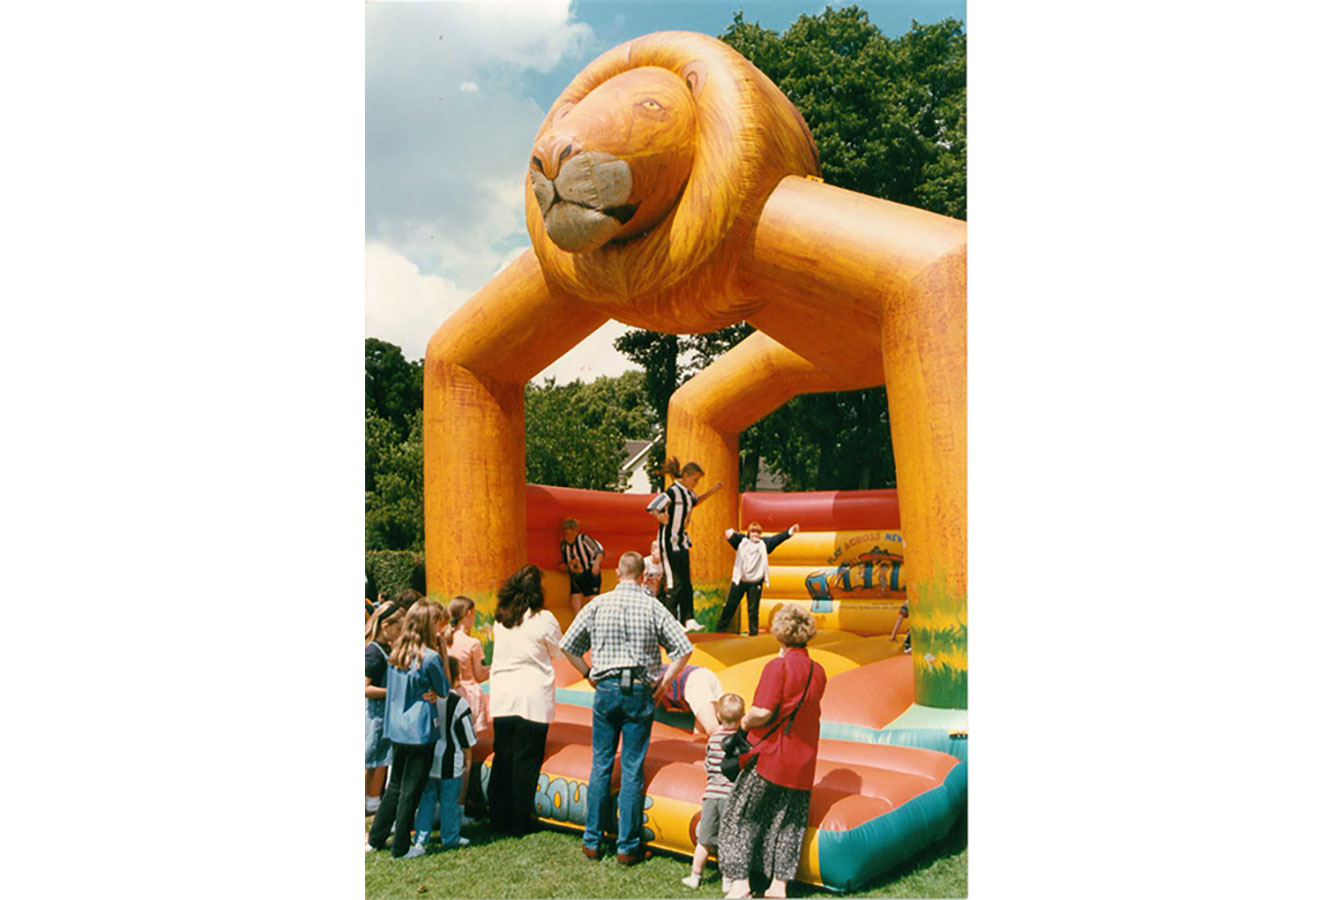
[738,488,900,531]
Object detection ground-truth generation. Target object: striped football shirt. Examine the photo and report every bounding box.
[656,481,698,553]
[560,533,603,571]
[429,690,478,780]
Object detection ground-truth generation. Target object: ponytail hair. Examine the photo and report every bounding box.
[658,456,703,479]
[364,601,404,645]
[445,595,474,648]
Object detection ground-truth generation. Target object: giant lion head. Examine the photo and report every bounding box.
[525,32,820,333]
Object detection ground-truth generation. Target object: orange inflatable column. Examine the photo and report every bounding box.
[741,177,967,708]
[882,249,967,709]
[423,251,607,634]
[666,332,843,629]
[422,363,526,611]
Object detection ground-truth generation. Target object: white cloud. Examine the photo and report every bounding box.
[366,1,590,283]
[366,239,635,384]
[367,1,632,383]
[534,319,636,384]
[364,241,471,361]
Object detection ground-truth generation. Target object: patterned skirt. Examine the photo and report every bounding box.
[716,766,812,883]
[364,697,393,769]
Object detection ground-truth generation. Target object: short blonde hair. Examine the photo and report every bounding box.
[715,693,746,725]
[770,603,816,647]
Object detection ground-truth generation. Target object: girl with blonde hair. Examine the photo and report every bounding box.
[365,602,406,815]
[366,600,450,859]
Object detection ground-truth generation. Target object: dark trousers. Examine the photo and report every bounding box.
[367,741,434,858]
[719,581,764,635]
[489,716,550,835]
[664,546,694,624]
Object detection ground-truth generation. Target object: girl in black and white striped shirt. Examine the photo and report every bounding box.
[648,457,723,632]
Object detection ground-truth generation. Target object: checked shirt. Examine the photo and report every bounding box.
[560,580,693,684]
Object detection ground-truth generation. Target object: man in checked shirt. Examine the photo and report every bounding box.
[561,550,695,865]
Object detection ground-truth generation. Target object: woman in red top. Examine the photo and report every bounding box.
[718,604,827,898]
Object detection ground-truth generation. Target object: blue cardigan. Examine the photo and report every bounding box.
[383,648,448,746]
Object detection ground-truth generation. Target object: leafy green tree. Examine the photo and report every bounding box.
[616,8,965,491]
[365,338,422,438]
[365,338,426,549]
[366,409,425,551]
[524,379,626,490]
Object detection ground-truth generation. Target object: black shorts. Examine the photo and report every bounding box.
[569,570,601,597]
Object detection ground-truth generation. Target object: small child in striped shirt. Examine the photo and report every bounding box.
[683,693,747,890]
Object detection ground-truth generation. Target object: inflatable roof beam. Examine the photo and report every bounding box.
[422,30,965,707]
[672,181,966,710]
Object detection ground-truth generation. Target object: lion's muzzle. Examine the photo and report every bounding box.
[531,150,636,253]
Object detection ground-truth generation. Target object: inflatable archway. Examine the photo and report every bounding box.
[421,30,966,890]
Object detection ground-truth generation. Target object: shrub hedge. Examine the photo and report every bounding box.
[366,550,427,604]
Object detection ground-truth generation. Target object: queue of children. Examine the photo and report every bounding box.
[364,592,486,858]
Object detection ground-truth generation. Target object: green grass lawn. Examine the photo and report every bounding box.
[365,813,966,898]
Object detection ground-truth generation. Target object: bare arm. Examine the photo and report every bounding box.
[695,481,725,504]
[472,642,490,681]
[562,648,593,684]
[741,705,773,731]
[364,676,386,701]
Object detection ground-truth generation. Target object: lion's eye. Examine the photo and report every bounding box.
[641,100,662,110]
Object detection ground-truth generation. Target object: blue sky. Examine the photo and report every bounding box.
[365,0,965,380]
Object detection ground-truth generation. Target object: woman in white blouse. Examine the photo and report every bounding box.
[487,564,565,836]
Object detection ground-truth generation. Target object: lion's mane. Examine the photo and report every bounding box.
[525,31,820,333]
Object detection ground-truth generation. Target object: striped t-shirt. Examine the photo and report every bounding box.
[429,690,478,780]
[560,533,604,571]
[703,727,738,800]
[656,481,698,553]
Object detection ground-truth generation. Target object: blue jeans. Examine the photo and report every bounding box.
[584,680,655,855]
[413,776,463,848]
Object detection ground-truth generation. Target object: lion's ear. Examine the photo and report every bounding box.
[681,60,708,98]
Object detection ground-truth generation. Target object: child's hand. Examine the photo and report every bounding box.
[791,523,800,534]
[422,690,439,703]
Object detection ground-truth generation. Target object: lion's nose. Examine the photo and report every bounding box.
[531,134,579,181]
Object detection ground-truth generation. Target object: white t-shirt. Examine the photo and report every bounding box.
[489,609,564,724]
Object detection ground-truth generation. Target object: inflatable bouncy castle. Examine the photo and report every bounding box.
[421,31,966,891]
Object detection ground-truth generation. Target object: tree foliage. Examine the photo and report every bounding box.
[366,409,425,551]
[365,338,423,439]
[365,339,427,550]
[524,371,653,491]
[616,8,966,491]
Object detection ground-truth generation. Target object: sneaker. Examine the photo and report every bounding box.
[446,836,471,848]
[365,842,376,853]
[403,845,426,859]
[682,873,702,888]
[461,813,476,826]
[685,619,705,633]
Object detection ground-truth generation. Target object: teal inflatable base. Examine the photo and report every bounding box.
[817,759,967,892]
